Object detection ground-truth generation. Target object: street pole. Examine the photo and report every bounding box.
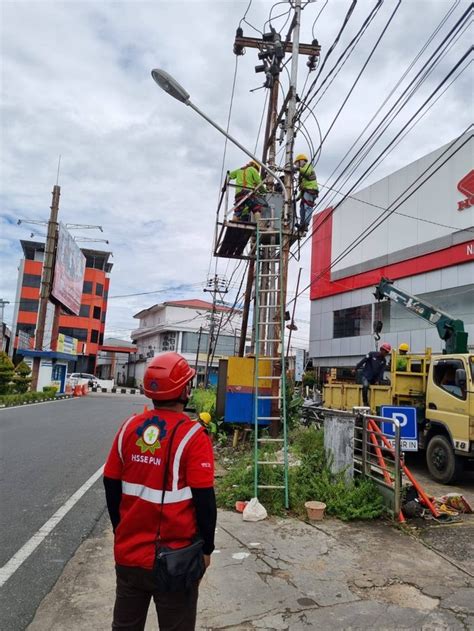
[203,274,228,387]
[278,0,302,353]
[194,326,203,383]
[31,185,60,390]
[239,78,280,356]
[0,299,10,352]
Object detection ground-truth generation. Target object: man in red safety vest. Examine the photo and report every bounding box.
[104,352,216,630]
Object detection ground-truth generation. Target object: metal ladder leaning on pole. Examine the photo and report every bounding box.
[253,213,289,508]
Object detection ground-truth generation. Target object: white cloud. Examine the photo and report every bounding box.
[1,0,471,348]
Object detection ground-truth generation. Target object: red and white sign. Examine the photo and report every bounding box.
[457,170,474,211]
[51,223,86,315]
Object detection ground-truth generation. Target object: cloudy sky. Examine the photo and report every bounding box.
[1,0,471,348]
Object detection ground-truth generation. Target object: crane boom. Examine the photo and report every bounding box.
[374,277,469,354]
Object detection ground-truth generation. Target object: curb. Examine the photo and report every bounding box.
[0,394,74,409]
[90,387,141,395]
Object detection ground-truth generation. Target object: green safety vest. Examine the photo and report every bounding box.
[396,356,408,371]
[228,166,265,195]
[298,163,319,191]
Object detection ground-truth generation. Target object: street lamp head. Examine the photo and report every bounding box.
[151,69,190,104]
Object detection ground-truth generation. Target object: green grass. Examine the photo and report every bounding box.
[216,426,385,521]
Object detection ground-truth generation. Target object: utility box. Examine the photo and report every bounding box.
[261,192,284,231]
[220,356,273,424]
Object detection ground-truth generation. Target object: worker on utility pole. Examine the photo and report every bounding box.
[228,160,268,222]
[293,153,319,233]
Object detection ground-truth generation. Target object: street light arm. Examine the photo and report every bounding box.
[187,101,287,202]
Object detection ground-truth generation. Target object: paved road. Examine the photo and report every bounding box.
[0,394,148,631]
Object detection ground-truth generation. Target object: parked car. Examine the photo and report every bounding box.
[67,372,112,389]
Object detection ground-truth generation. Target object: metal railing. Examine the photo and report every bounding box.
[353,412,402,519]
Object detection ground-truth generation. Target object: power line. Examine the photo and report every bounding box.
[314,3,472,213]
[297,47,473,257]
[309,1,402,160]
[299,0,358,106]
[288,129,472,306]
[299,0,384,117]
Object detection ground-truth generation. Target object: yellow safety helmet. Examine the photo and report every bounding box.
[199,412,212,425]
[399,343,410,352]
[294,153,308,163]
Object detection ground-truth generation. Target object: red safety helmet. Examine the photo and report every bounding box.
[143,352,196,401]
[380,342,392,353]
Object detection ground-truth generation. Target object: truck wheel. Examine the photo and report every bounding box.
[426,435,463,484]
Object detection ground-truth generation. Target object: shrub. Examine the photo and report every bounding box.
[0,390,57,407]
[13,360,32,394]
[190,388,216,415]
[217,426,384,521]
[43,385,59,395]
[0,352,15,395]
[302,371,316,388]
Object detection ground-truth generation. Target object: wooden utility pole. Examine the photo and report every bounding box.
[31,185,60,390]
[235,11,318,357]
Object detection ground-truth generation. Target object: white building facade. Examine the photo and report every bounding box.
[309,134,473,372]
[130,299,244,386]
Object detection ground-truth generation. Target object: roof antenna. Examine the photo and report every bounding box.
[56,155,62,185]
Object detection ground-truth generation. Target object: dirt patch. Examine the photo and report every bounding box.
[361,583,439,611]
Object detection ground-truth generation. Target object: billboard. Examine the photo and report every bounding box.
[51,223,86,315]
[56,333,78,355]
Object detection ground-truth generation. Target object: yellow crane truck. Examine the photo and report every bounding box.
[323,278,473,484]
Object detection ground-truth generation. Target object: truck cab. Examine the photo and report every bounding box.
[424,353,474,483]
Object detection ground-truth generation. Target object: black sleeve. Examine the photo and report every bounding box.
[103,476,122,533]
[191,487,217,555]
[355,355,367,370]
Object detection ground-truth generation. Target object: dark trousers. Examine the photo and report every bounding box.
[299,189,318,229]
[361,377,373,407]
[113,565,199,631]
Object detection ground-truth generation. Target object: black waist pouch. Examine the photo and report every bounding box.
[153,539,205,592]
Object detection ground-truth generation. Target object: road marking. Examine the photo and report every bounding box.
[0,465,104,587]
[0,397,80,412]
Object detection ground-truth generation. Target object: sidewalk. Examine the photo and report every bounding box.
[28,510,473,630]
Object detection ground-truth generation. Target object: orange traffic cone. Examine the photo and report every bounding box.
[73,384,82,397]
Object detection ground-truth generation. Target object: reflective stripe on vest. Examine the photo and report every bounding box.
[121,481,192,504]
[121,422,202,505]
[118,415,137,462]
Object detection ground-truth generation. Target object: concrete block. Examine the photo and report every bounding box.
[324,414,354,481]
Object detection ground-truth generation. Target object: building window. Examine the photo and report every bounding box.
[17,323,35,336]
[101,311,106,324]
[95,283,104,297]
[214,334,237,356]
[19,299,39,312]
[333,305,372,338]
[99,332,104,345]
[79,304,90,317]
[181,331,208,354]
[433,359,466,400]
[83,281,93,294]
[93,306,101,319]
[23,274,41,288]
[160,331,176,352]
[58,326,88,341]
[90,329,99,343]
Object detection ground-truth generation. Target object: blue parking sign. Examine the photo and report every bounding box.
[381,406,418,451]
